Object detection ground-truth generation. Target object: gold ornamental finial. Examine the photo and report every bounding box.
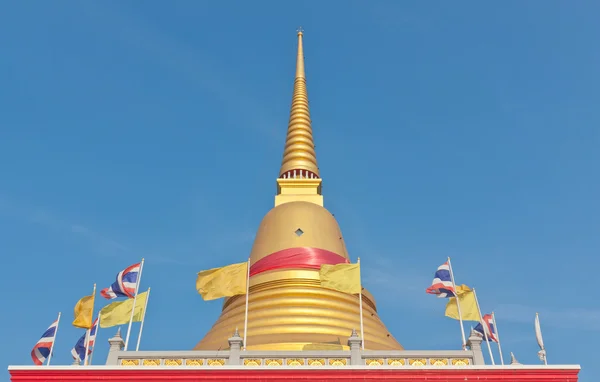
[279,29,319,179]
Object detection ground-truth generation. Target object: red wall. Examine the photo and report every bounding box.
[9,367,580,381]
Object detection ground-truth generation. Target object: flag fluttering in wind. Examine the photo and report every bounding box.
[426,261,456,298]
[31,315,60,366]
[196,262,248,301]
[535,313,547,365]
[474,313,498,342]
[73,287,95,329]
[445,285,480,321]
[99,290,148,328]
[101,262,141,299]
[319,263,361,294]
[71,317,98,362]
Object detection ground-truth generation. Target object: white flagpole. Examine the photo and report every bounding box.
[447,257,467,349]
[125,258,145,351]
[473,288,495,365]
[83,283,96,366]
[136,287,151,351]
[243,258,251,350]
[535,312,548,365]
[358,258,365,350]
[492,311,505,365]
[88,315,100,365]
[46,312,61,366]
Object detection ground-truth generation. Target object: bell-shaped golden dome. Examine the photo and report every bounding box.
[193,30,403,352]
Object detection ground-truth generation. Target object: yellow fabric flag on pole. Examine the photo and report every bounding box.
[196,262,248,301]
[99,291,148,328]
[73,285,96,329]
[445,284,480,321]
[319,263,361,294]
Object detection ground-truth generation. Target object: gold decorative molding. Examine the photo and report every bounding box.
[164,359,182,367]
[208,359,226,366]
[185,359,204,366]
[286,358,304,366]
[366,358,384,366]
[451,358,470,366]
[244,358,262,366]
[387,358,405,366]
[120,359,139,366]
[142,359,160,367]
[408,358,427,367]
[328,358,347,366]
[266,358,283,366]
[308,358,325,366]
[431,358,448,366]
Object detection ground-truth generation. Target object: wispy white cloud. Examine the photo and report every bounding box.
[0,194,190,265]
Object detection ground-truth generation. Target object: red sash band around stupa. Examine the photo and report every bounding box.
[250,247,349,277]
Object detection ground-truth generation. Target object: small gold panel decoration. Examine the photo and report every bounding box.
[387,358,405,366]
[266,359,283,367]
[308,358,325,366]
[451,358,470,366]
[328,358,347,366]
[142,359,160,366]
[208,359,226,366]
[366,358,384,366]
[120,359,140,366]
[286,358,304,366]
[244,359,262,367]
[185,359,204,366]
[408,358,427,367]
[164,359,183,367]
[431,358,448,366]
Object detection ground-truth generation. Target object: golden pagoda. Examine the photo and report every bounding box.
[194,30,403,352]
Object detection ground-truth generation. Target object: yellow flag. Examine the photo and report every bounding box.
[73,294,95,329]
[196,262,248,301]
[319,263,361,294]
[99,291,148,328]
[445,285,480,321]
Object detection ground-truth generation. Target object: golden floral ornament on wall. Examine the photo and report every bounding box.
[308,358,325,366]
[142,359,160,366]
[408,358,427,366]
[185,359,204,366]
[387,358,405,366]
[366,358,384,366]
[120,359,139,366]
[286,358,304,366]
[208,359,226,366]
[164,359,183,366]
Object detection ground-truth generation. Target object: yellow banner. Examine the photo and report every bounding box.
[196,262,248,301]
[73,294,95,329]
[99,291,148,328]
[319,263,361,294]
[445,285,480,321]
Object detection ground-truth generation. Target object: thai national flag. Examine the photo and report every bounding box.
[425,261,456,298]
[101,262,140,299]
[31,319,58,366]
[71,317,98,362]
[475,313,498,342]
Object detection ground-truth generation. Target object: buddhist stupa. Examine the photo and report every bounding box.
[193,30,403,352]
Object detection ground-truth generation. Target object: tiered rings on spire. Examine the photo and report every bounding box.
[279,30,320,179]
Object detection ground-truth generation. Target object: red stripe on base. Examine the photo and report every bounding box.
[250,247,349,277]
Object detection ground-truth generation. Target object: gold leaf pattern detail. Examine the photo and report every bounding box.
[142,359,160,366]
[266,359,283,366]
[287,358,304,366]
[431,358,448,366]
[244,359,262,366]
[329,358,347,366]
[208,358,226,366]
[408,358,426,367]
[185,359,204,366]
[164,359,182,366]
[387,358,405,366]
[308,358,325,366]
[120,359,139,366]
[366,358,384,366]
[451,358,469,366]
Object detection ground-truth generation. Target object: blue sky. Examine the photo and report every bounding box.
[1,1,598,380]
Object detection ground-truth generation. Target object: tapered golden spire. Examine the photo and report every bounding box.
[279,28,319,179]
